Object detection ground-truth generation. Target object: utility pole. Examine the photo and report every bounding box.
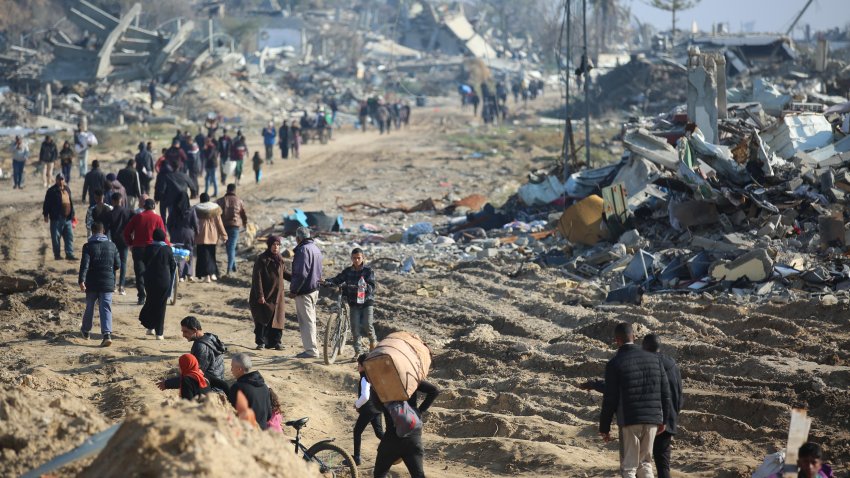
[563,0,571,184]
[583,0,590,167]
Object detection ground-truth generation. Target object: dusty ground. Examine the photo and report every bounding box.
[1,97,849,477]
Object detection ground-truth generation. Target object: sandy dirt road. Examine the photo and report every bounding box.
[1,98,849,477]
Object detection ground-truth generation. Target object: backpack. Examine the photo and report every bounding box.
[386,400,422,438]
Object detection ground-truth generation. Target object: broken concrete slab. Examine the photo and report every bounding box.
[709,249,774,282]
[623,129,679,170]
[670,200,720,228]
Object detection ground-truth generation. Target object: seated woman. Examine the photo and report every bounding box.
[157,354,210,400]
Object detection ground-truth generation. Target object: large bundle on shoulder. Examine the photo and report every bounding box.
[364,331,431,403]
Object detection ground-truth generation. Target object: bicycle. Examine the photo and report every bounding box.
[169,244,191,305]
[286,416,359,477]
[321,282,350,365]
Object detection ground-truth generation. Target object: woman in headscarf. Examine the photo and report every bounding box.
[194,193,227,282]
[156,353,210,400]
[249,235,287,350]
[166,191,198,281]
[139,228,177,340]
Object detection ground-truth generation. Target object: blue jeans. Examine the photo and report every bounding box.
[349,304,376,354]
[12,160,25,187]
[82,291,113,336]
[205,167,218,196]
[50,219,74,258]
[225,226,239,272]
[61,163,72,184]
[116,245,128,287]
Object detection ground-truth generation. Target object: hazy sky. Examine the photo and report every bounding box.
[625,0,850,36]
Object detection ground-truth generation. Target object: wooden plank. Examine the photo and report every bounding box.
[782,408,812,478]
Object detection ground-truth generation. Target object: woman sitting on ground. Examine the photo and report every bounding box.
[156,353,210,400]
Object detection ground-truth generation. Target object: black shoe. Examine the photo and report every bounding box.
[137,297,145,305]
[273,344,282,351]
[81,331,90,340]
[353,455,361,466]
[256,343,265,350]
[54,255,62,260]
[66,255,77,261]
[295,351,317,359]
[101,334,113,347]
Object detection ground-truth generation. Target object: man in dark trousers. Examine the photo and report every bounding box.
[78,221,120,347]
[117,159,141,210]
[227,353,272,430]
[42,173,76,260]
[134,142,154,195]
[642,334,682,478]
[108,192,134,296]
[39,135,58,188]
[600,322,671,478]
[82,160,108,206]
[123,198,167,305]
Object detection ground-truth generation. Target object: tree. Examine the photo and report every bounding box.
[646,0,700,43]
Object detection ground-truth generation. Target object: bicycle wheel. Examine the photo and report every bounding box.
[323,306,348,365]
[305,442,359,478]
[169,268,178,305]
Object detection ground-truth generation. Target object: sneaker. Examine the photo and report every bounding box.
[211,274,218,281]
[295,351,318,359]
[118,287,126,296]
[146,329,155,336]
[273,344,282,351]
[101,335,113,347]
[179,277,185,282]
[66,255,77,261]
[81,331,90,340]
[256,343,265,350]
[156,335,164,340]
[353,455,361,466]
[54,255,62,260]
[188,276,197,282]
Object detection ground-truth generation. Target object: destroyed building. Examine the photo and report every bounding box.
[399,2,496,59]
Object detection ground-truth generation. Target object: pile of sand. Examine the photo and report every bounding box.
[81,397,322,478]
[0,385,109,477]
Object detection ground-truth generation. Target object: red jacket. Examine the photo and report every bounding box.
[123,210,169,248]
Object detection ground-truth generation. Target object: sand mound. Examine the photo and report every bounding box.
[81,397,323,478]
[0,385,109,477]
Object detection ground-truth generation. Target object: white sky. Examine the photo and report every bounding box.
[624,0,850,36]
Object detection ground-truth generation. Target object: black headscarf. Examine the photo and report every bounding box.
[266,235,282,266]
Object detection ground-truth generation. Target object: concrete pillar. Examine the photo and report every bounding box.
[716,53,727,119]
[687,47,719,143]
[45,83,52,113]
[815,38,828,72]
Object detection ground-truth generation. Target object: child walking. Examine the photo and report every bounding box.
[353,354,384,466]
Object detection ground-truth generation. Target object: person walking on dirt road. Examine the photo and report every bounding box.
[227,353,273,430]
[642,334,683,478]
[326,247,378,357]
[286,227,323,359]
[216,183,248,275]
[194,193,227,282]
[39,135,58,189]
[10,135,29,190]
[372,380,440,478]
[43,173,76,260]
[108,192,134,296]
[138,228,176,340]
[352,353,384,466]
[117,159,141,210]
[123,198,167,305]
[78,221,120,347]
[262,121,276,165]
[600,322,671,478]
[82,160,108,207]
[250,235,287,351]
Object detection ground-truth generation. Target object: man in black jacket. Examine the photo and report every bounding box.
[642,334,683,478]
[78,222,120,347]
[600,323,671,478]
[108,192,134,296]
[135,142,154,195]
[43,174,76,260]
[180,316,227,382]
[117,159,141,210]
[39,135,58,188]
[227,353,272,429]
[82,160,108,206]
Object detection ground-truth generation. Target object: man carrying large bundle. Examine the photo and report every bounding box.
[364,332,439,478]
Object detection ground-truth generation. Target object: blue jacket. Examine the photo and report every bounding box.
[288,238,322,295]
[262,127,276,146]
